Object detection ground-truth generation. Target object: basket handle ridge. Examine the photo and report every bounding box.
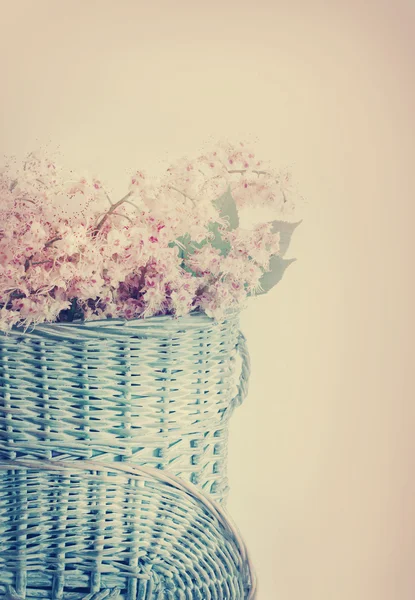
[230,331,251,413]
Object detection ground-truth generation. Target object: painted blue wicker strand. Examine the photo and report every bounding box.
[0,312,250,504]
[0,459,257,600]
[0,312,254,599]
[229,331,251,414]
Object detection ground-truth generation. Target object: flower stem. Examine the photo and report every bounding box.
[227,169,268,176]
[24,237,62,272]
[93,191,133,235]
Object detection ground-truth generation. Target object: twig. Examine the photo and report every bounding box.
[104,190,113,206]
[123,199,142,210]
[170,186,196,205]
[93,191,133,235]
[31,260,51,267]
[44,236,62,249]
[111,212,134,224]
[23,152,35,172]
[227,169,268,176]
[15,197,36,204]
[36,179,48,188]
[24,236,62,272]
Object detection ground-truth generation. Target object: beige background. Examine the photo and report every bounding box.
[1,1,414,599]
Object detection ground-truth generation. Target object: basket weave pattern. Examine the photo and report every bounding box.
[0,313,250,505]
[0,459,256,599]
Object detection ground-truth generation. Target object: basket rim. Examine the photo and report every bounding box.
[3,308,241,338]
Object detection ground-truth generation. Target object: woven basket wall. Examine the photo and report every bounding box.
[0,312,250,505]
[0,459,256,600]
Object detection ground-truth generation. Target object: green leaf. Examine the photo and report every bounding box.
[213,186,239,230]
[206,186,239,256]
[169,234,192,260]
[257,255,296,294]
[270,220,302,257]
[168,188,239,263]
[169,235,210,276]
[208,222,231,256]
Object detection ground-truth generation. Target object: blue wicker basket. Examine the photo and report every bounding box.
[0,312,250,505]
[0,459,256,600]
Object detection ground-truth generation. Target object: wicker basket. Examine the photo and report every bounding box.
[0,459,256,600]
[0,312,250,504]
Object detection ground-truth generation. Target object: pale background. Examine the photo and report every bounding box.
[0,1,414,599]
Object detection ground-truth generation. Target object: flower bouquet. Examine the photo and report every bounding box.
[0,141,301,330]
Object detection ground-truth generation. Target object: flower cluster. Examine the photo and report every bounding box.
[0,141,302,331]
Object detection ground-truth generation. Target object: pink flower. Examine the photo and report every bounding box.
[0,142,301,330]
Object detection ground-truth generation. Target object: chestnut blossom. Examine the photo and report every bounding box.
[0,141,301,331]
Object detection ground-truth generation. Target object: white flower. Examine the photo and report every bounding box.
[0,140,301,329]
